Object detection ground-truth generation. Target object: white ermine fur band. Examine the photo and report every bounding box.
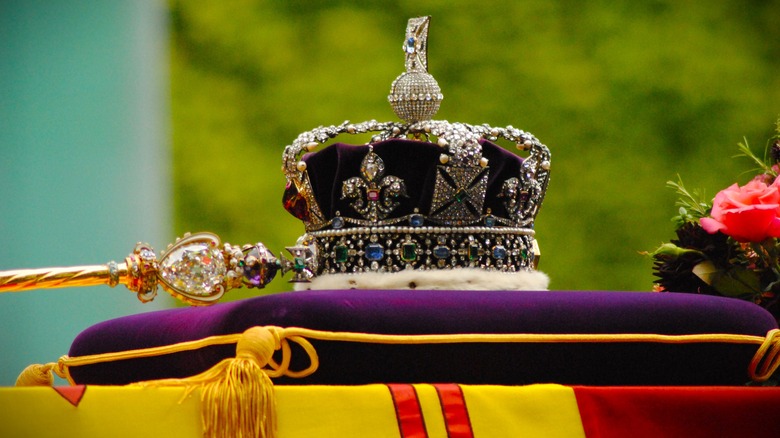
[294,268,549,291]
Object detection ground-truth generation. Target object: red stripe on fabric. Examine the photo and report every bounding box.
[574,386,780,438]
[434,384,474,438]
[387,383,428,438]
[53,385,87,407]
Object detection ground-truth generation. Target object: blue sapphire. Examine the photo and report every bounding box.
[484,215,496,227]
[492,245,507,260]
[409,214,424,227]
[365,244,384,261]
[332,216,344,229]
[433,246,450,259]
[405,37,416,53]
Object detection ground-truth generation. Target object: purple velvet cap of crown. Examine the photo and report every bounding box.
[288,138,525,225]
[68,290,778,386]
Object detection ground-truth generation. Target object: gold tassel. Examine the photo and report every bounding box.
[140,326,280,438]
[15,363,55,386]
[201,326,278,438]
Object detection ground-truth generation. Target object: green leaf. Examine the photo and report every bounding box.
[667,176,711,222]
[711,267,762,298]
[692,260,718,285]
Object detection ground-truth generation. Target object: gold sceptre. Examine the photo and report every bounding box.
[0,232,315,306]
[0,264,134,295]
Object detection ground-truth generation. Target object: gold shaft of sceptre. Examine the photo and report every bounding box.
[0,263,128,293]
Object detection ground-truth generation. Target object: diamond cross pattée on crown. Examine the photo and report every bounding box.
[341,147,407,223]
[428,165,489,225]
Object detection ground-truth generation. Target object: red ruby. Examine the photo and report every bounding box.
[367,190,380,201]
[282,182,311,222]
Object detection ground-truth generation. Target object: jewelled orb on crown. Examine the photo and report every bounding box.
[281,16,551,290]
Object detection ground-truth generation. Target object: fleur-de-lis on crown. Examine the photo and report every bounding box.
[341,147,407,222]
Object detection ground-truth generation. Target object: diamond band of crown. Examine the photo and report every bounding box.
[310,226,537,276]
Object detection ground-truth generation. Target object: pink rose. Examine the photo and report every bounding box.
[700,179,780,242]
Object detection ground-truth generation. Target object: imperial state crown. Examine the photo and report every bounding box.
[280,16,550,290]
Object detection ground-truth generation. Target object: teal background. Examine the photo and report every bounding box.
[0,1,171,385]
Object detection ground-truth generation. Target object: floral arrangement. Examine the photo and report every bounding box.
[650,119,780,321]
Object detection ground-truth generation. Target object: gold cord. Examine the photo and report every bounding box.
[748,328,780,381]
[19,326,780,385]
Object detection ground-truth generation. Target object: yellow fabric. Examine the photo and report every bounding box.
[415,384,449,437]
[276,385,401,437]
[0,384,584,438]
[465,384,586,437]
[0,386,203,438]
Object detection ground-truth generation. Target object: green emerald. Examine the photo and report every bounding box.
[335,245,349,263]
[401,243,417,261]
[294,257,306,270]
[455,188,469,203]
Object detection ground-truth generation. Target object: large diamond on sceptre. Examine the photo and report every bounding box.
[388,16,443,123]
[158,232,231,304]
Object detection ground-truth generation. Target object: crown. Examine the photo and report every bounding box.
[280,16,551,289]
[0,16,551,305]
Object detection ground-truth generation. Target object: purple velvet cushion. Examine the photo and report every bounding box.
[68,290,778,386]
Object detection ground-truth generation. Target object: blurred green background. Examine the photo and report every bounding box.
[169,0,780,297]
